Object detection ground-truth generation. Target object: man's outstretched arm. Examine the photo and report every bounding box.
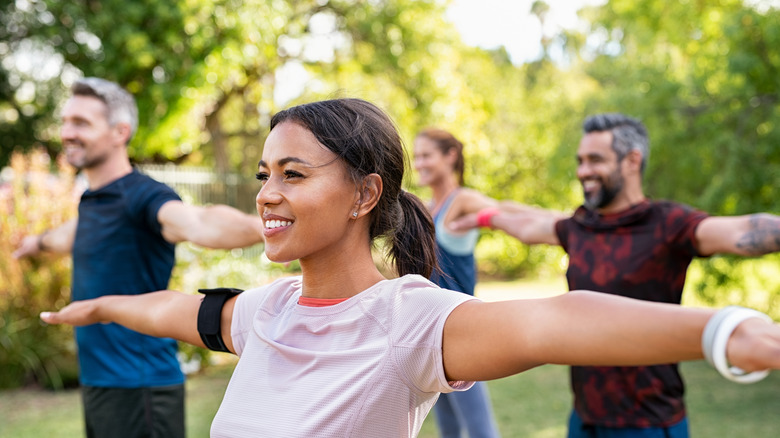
[449,200,567,246]
[13,218,78,258]
[158,201,264,249]
[696,213,780,256]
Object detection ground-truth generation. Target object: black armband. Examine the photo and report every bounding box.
[197,287,244,352]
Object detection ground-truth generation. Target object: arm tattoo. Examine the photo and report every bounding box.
[735,213,780,255]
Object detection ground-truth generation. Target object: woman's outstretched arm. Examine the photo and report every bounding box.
[442,291,780,382]
[40,291,238,353]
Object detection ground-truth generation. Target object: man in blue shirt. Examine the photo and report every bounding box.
[14,78,264,438]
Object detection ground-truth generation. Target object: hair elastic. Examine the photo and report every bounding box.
[701,306,773,384]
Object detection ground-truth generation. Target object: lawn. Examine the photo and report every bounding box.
[1,278,778,437]
[2,360,778,437]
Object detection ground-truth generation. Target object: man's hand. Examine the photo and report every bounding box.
[448,212,480,233]
[13,235,42,259]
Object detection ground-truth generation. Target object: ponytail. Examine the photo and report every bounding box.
[389,191,438,278]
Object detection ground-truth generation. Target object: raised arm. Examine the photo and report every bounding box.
[158,200,264,249]
[40,291,239,354]
[440,188,498,228]
[695,213,780,256]
[13,218,78,258]
[449,200,566,246]
[441,292,780,382]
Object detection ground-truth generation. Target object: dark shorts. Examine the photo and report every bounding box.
[81,384,185,438]
[567,410,689,438]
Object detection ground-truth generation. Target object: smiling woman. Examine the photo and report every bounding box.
[255,122,380,271]
[39,98,780,438]
[413,128,502,437]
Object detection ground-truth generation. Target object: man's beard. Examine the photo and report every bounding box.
[65,142,110,171]
[582,173,623,211]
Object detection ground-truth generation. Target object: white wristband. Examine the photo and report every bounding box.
[701,306,773,384]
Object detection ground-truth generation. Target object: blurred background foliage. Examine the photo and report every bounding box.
[1,0,778,389]
[1,150,80,389]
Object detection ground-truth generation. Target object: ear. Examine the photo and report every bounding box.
[624,149,643,173]
[112,122,133,146]
[444,147,459,167]
[352,173,383,219]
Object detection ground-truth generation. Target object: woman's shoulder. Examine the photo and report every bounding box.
[385,275,476,306]
[454,187,489,203]
[446,187,495,219]
[243,275,302,293]
[238,275,302,309]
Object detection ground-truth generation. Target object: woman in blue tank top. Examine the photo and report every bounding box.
[413,128,501,438]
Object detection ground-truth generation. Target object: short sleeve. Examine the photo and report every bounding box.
[122,172,181,233]
[661,202,709,257]
[389,278,477,394]
[554,217,572,253]
[141,185,180,233]
[230,287,267,356]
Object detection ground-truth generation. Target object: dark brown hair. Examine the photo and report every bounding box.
[270,98,438,278]
[415,128,466,186]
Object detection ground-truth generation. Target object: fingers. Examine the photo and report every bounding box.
[12,236,39,259]
[40,311,61,324]
[38,301,99,327]
[727,318,780,373]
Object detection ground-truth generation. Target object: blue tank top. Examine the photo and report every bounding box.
[72,169,184,388]
[429,191,479,295]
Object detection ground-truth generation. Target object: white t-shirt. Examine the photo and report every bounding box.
[210,274,477,437]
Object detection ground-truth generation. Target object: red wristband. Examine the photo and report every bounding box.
[476,207,500,228]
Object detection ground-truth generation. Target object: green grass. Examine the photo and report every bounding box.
[0,364,231,438]
[1,361,778,437]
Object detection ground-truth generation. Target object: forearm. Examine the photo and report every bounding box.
[497,201,565,217]
[488,208,562,245]
[41,219,78,253]
[184,205,264,249]
[735,213,780,255]
[14,219,77,258]
[42,291,205,347]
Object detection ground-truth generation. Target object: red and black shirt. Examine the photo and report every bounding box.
[555,200,708,428]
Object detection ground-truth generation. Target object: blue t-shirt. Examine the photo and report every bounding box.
[429,191,479,295]
[72,169,184,388]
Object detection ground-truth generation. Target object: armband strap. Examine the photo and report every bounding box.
[197,287,244,352]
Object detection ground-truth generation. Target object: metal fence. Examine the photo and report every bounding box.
[138,164,258,213]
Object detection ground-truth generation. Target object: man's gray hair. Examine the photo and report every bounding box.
[583,113,649,173]
[71,77,138,144]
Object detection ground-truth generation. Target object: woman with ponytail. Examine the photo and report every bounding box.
[41,98,780,437]
[413,128,500,438]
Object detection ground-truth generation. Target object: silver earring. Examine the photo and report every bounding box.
[352,212,358,217]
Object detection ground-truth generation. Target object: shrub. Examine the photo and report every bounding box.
[0,150,81,389]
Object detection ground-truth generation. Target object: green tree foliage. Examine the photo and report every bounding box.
[1,0,472,175]
[571,0,779,213]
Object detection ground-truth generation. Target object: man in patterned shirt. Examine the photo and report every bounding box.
[450,113,780,438]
